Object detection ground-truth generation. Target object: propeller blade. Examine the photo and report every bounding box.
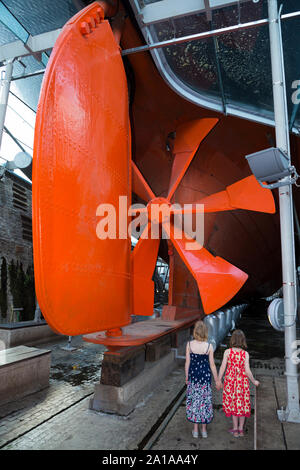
[163,221,248,314]
[131,222,160,316]
[170,194,230,215]
[226,175,275,213]
[132,161,156,203]
[171,175,275,214]
[192,190,233,213]
[167,118,219,201]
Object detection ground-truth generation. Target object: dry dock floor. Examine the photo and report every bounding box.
[0,333,299,451]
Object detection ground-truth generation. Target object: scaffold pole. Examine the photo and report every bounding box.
[0,59,13,152]
[268,0,300,423]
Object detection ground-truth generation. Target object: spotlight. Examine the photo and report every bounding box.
[245,147,298,189]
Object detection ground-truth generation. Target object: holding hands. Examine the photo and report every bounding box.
[216,379,222,390]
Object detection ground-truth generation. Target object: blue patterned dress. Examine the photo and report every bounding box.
[186,341,213,424]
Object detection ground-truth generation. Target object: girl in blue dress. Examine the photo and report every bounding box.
[185,321,221,438]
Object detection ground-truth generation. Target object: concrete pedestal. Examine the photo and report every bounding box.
[89,324,192,416]
[90,350,177,415]
[0,321,64,350]
[100,345,146,387]
[0,345,51,405]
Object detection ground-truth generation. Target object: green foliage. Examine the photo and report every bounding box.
[8,260,35,321]
[24,265,35,320]
[0,257,8,317]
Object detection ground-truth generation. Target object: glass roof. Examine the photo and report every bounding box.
[0,0,83,181]
[1,0,78,37]
[129,0,300,134]
[0,0,300,181]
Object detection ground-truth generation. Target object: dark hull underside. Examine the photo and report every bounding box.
[122,19,300,314]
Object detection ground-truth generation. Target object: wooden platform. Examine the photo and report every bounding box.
[83,312,201,347]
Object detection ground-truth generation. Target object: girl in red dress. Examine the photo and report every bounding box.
[218,330,259,437]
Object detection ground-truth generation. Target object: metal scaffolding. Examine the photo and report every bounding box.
[268,0,300,423]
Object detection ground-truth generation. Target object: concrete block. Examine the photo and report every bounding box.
[0,345,51,405]
[100,345,145,387]
[0,321,64,350]
[145,335,171,362]
[90,350,176,415]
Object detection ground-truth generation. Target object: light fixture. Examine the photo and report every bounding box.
[4,151,32,180]
[5,151,32,170]
[245,147,299,189]
[267,298,285,331]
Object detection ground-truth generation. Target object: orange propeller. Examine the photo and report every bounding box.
[164,221,249,314]
[171,175,275,215]
[131,222,160,317]
[167,119,219,200]
[131,118,276,315]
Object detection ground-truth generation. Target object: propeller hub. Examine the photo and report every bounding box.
[147,197,171,224]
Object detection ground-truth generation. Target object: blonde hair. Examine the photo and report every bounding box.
[193,321,208,342]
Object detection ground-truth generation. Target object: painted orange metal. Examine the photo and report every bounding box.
[132,161,155,202]
[165,221,248,314]
[226,175,276,213]
[175,175,276,214]
[97,0,118,17]
[121,15,285,314]
[32,2,131,336]
[130,118,275,315]
[32,1,286,345]
[131,222,160,316]
[167,118,219,200]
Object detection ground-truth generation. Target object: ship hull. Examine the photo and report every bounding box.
[121,19,299,313]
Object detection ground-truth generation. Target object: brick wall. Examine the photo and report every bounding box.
[0,169,34,321]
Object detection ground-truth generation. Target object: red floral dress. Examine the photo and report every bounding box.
[222,348,251,417]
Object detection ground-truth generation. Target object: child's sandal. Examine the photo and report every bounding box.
[232,429,239,438]
[228,428,238,435]
[239,430,244,437]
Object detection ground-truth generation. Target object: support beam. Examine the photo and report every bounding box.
[0,60,13,152]
[140,0,250,25]
[0,29,61,65]
[0,2,50,66]
[0,2,52,67]
[268,0,300,423]
[9,91,36,114]
[141,0,205,24]
[12,69,45,81]
[0,3,29,43]
[4,125,26,152]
